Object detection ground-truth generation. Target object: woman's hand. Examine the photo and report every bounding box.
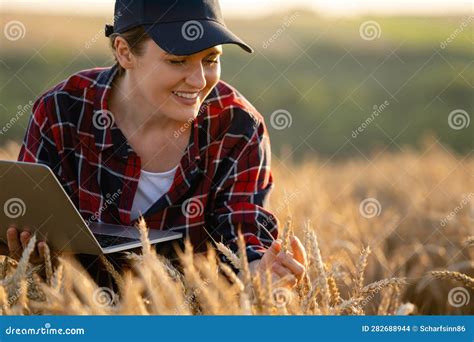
[0,226,49,265]
[251,236,307,289]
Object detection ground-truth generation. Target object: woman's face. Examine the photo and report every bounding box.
[127,40,222,123]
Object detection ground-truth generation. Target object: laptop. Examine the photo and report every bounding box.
[0,160,182,255]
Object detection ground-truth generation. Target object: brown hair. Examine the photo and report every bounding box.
[109,26,151,77]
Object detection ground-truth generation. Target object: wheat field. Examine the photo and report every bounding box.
[0,139,472,315]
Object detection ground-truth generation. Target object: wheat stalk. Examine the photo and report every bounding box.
[353,246,371,295]
[359,278,407,298]
[280,217,293,253]
[430,270,474,290]
[328,276,342,306]
[99,255,124,290]
[236,225,252,299]
[463,236,474,248]
[216,242,241,270]
[42,244,53,286]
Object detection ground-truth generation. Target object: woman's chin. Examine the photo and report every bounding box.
[167,108,198,124]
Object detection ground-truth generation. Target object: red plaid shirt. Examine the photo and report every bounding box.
[17,63,279,264]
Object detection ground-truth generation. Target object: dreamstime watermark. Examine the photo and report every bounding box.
[92,110,115,130]
[359,198,382,219]
[360,282,384,307]
[2,277,35,311]
[440,15,474,49]
[4,20,26,41]
[87,189,122,224]
[174,278,210,314]
[270,109,292,130]
[181,197,204,219]
[92,287,119,307]
[272,287,293,308]
[259,189,301,233]
[85,28,108,50]
[440,193,473,228]
[0,101,34,135]
[448,109,470,130]
[173,117,194,139]
[85,10,123,49]
[447,286,470,308]
[5,323,85,336]
[351,100,390,139]
[181,20,204,41]
[359,20,381,41]
[262,12,300,49]
[3,197,26,219]
[173,102,208,139]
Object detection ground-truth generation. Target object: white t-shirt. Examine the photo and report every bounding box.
[130,165,179,221]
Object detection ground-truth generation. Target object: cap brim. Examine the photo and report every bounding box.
[143,20,253,56]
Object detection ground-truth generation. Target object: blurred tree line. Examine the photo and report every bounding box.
[1,10,472,160]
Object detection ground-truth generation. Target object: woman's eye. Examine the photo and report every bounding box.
[168,58,219,66]
[169,60,186,65]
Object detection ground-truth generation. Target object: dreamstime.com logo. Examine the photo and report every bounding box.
[85,10,123,49]
[448,109,470,130]
[0,100,34,136]
[4,323,85,336]
[359,198,382,218]
[4,20,26,41]
[447,287,470,308]
[439,192,473,228]
[181,198,204,219]
[440,15,474,49]
[272,287,293,308]
[270,109,293,130]
[92,287,119,307]
[262,12,300,49]
[351,100,390,139]
[181,20,204,41]
[92,110,115,130]
[359,20,381,41]
[87,189,123,224]
[3,197,26,219]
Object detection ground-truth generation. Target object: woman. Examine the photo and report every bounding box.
[3,0,306,289]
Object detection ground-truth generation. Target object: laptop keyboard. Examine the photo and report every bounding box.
[94,233,140,248]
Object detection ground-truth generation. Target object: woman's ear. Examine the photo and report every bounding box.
[114,36,135,71]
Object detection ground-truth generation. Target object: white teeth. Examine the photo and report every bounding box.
[173,91,199,99]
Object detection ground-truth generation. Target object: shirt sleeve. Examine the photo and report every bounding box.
[18,98,54,164]
[208,115,280,267]
[17,96,72,198]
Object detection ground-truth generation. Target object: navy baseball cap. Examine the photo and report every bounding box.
[105,0,253,55]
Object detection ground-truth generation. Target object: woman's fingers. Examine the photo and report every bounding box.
[259,239,282,269]
[6,228,45,264]
[271,262,291,278]
[37,241,47,260]
[290,236,307,266]
[271,265,297,288]
[276,251,306,282]
[26,239,46,265]
[20,231,31,249]
[7,227,22,260]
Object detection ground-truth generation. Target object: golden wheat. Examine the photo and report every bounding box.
[0,139,472,315]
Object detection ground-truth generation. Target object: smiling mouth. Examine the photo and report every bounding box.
[172,91,200,100]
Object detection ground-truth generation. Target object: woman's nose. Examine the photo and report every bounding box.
[185,64,206,90]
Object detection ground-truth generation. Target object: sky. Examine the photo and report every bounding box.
[1,0,472,17]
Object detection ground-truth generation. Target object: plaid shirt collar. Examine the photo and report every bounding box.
[89,63,201,166]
